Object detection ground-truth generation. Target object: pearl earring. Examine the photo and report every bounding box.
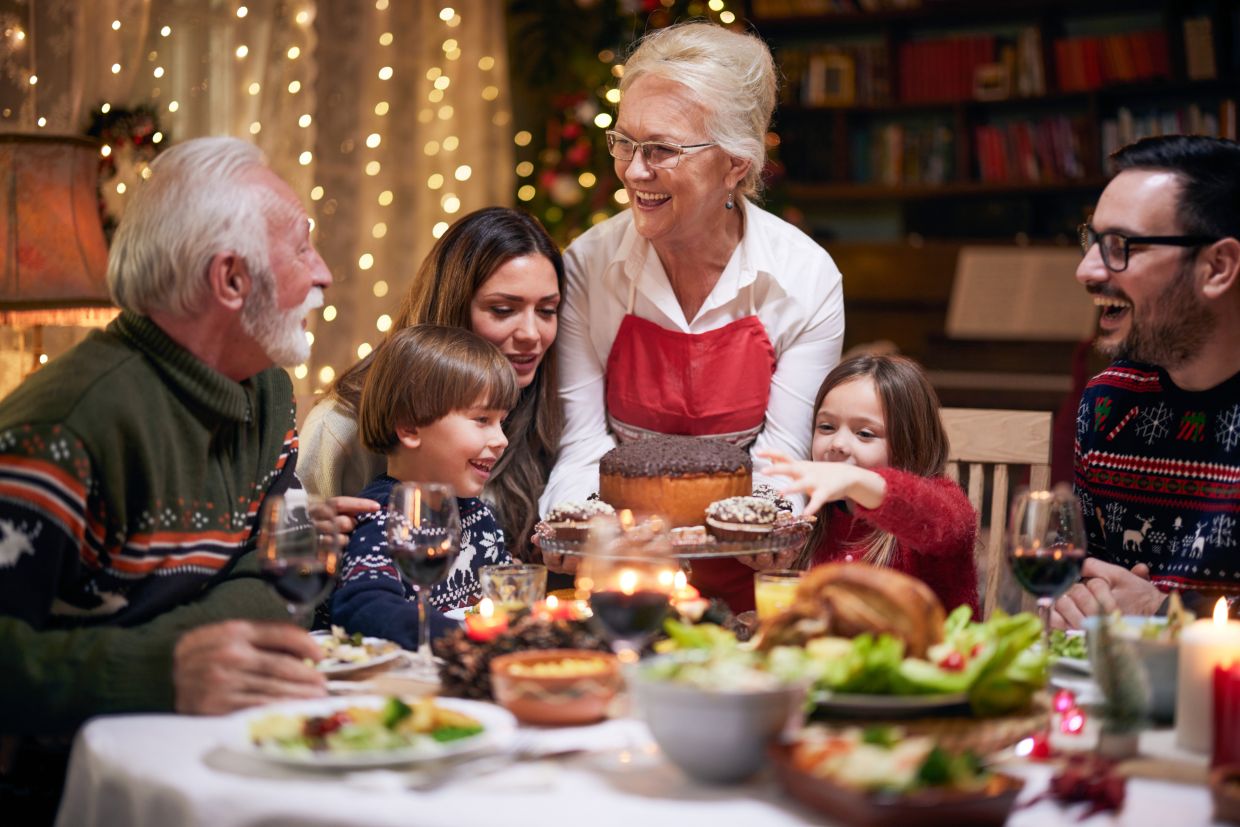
[725,191,734,210]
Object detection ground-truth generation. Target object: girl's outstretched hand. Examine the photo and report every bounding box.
[756,451,886,517]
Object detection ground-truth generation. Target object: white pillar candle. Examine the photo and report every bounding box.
[1176,599,1240,753]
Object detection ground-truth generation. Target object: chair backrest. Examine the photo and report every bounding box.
[940,408,1053,618]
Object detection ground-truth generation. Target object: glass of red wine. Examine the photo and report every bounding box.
[386,481,461,680]
[1008,485,1087,650]
[256,490,341,624]
[578,515,678,665]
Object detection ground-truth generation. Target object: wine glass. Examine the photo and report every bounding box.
[255,490,341,624]
[577,516,679,665]
[386,482,461,680]
[1008,484,1088,650]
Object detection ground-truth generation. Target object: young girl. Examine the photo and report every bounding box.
[329,325,519,648]
[301,207,563,563]
[761,355,979,614]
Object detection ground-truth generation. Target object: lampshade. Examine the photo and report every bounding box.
[0,133,116,327]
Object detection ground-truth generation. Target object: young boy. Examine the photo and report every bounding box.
[330,325,518,649]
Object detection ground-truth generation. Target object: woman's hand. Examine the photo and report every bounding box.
[530,532,581,575]
[757,451,886,517]
[737,547,802,571]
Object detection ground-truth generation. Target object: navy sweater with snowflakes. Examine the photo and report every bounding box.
[1074,360,1240,611]
[330,474,512,649]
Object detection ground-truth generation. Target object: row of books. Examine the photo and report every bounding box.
[849,122,955,186]
[1054,30,1171,92]
[1101,101,1239,168]
[973,117,1087,184]
[781,43,891,107]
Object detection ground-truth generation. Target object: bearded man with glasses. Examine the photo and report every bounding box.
[1053,135,1240,629]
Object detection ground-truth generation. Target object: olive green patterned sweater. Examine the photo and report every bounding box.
[0,312,296,735]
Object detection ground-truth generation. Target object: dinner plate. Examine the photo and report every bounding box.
[232,695,517,769]
[309,632,404,677]
[811,691,971,719]
[1053,655,1092,674]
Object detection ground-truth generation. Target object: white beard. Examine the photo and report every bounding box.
[241,277,323,367]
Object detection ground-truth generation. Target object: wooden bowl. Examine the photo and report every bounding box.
[490,649,620,726]
[1213,764,1240,825]
[770,742,1024,827]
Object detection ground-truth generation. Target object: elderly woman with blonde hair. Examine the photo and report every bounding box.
[540,22,846,612]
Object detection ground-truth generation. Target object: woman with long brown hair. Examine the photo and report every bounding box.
[300,207,564,561]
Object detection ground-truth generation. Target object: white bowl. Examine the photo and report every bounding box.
[1081,615,1179,721]
[631,655,805,784]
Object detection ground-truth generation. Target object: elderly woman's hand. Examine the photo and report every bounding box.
[736,548,801,572]
[530,532,582,575]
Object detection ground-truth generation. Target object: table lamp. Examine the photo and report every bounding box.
[0,133,117,374]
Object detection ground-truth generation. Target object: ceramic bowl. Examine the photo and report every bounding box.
[1081,615,1179,721]
[490,649,620,726]
[631,654,805,784]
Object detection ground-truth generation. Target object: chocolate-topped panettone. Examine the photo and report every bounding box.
[598,435,752,527]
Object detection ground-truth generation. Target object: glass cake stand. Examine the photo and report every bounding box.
[540,526,811,560]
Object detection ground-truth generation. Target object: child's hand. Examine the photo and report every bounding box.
[757,451,885,517]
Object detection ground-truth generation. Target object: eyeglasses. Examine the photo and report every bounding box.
[605,130,717,169]
[1078,223,1220,272]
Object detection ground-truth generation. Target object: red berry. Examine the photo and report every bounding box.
[939,651,966,671]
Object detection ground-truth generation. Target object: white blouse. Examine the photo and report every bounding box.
[539,198,846,514]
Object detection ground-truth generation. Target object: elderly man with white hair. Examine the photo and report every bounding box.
[0,137,370,800]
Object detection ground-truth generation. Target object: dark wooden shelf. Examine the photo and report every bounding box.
[783,178,1108,202]
[749,0,1181,36]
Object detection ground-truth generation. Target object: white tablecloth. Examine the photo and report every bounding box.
[55,706,1226,827]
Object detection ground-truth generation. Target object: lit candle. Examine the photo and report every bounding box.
[1176,598,1240,753]
[464,597,509,643]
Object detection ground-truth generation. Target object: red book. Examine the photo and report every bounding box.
[1129,31,1155,79]
[1148,30,1171,77]
[1082,37,1104,89]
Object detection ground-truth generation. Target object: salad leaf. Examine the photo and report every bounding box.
[382,697,412,728]
[659,619,738,652]
[431,724,484,742]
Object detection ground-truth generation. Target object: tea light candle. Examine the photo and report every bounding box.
[1176,599,1240,753]
[465,598,509,643]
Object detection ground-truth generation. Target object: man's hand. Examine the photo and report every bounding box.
[173,620,327,715]
[327,495,380,535]
[1051,559,1163,630]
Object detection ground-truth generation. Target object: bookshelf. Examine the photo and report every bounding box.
[752,0,1239,244]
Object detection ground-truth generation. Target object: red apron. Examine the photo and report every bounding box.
[604,246,776,612]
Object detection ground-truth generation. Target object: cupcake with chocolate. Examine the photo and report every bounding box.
[545,500,617,541]
[751,483,794,513]
[705,496,779,542]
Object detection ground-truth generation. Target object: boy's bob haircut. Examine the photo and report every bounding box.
[359,324,519,455]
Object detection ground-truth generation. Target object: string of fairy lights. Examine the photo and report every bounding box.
[3,0,737,394]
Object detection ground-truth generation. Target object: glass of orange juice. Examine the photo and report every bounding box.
[754,569,803,620]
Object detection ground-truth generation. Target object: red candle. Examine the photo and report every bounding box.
[1213,660,1240,767]
[465,598,509,642]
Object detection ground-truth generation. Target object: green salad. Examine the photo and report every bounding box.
[249,697,483,755]
[661,605,1048,716]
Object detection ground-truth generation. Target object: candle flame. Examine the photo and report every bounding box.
[1215,597,1229,626]
[479,597,495,618]
[673,570,687,590]
[619,568,639,595]
[546,595,559,610]
[619,509,634,530]
[656,569,675,588]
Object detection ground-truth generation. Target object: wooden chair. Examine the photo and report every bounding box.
[940,408,1053,618]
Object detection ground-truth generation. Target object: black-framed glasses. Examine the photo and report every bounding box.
[604,130,717,169]
[1078,223,1220,272]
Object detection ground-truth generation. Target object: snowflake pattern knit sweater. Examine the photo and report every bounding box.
[330,474,511,649]
[1074,360,1240,595]
[810,467,980,615]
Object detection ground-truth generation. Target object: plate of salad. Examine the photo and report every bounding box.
[236,695,516,768]
[661,604,1048,718]
[1048,629,1090,673]
[311,628,403,677]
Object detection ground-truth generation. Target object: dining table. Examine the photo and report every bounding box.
[55,663,1229,827]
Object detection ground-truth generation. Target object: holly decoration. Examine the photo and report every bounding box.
[84,104,169,241]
